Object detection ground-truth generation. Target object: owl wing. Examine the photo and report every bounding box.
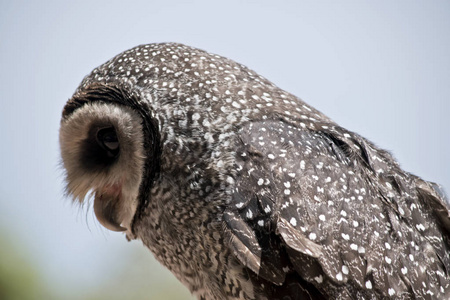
[224,119,450,298]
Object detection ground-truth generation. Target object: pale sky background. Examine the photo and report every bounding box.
[0,1,449,299]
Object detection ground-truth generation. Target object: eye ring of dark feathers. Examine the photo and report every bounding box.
[96,127,120,158]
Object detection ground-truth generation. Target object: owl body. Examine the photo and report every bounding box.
[60,43,450,299]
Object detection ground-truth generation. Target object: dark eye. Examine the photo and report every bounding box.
[97,127,120,157]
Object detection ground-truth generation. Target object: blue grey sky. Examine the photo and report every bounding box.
[1,0,449,298]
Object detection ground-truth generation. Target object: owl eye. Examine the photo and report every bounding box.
[97,127,120,157]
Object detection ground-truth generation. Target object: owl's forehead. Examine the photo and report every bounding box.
[72,43,329,131]
[82,43,267,89]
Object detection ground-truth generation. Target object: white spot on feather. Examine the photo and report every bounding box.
[314,275,323,283]
[300,160,305,170]
[342,265,349,275]
[290,217,297,226]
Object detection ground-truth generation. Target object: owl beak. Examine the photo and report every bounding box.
[94,191,127,232]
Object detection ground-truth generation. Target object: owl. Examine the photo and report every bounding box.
[60,43,450,299]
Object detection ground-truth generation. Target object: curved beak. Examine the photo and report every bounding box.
[94,192,126,232]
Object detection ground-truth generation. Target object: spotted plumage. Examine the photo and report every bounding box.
[60,43,450,299]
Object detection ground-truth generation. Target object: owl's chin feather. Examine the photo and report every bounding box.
[94,187,127,232]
